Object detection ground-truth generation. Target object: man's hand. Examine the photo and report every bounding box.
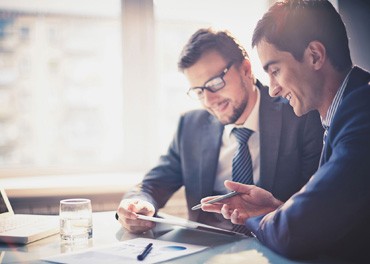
[201,180,283,225]
[116,199,156,234]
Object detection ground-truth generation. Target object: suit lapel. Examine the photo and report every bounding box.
[191,115,223,221]
[200,115,223,198]
[258,83,283,192]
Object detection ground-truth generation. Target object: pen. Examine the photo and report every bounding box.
[191,191,239,210]
[137,243,153,261]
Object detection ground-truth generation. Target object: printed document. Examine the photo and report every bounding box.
[42,237,207,264]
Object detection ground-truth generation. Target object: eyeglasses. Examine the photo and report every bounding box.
[187,61,234,100]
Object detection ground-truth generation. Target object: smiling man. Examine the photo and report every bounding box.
[200,1,370,262]
[183,50,257,125]
[116,28,323,235]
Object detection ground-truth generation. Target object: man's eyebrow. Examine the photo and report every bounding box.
[263,60,279,72]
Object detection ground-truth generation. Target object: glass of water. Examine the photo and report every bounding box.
[60,198,93,244]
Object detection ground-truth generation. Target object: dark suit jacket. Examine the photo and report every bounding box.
[246,67,370,263]
[125,81,323,227]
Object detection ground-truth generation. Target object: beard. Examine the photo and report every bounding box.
[208,94,248,125]
[221,99,247,125]
[228,99,248,124]
[206,78,251,125]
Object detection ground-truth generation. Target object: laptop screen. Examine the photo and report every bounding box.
[0,190,9,214]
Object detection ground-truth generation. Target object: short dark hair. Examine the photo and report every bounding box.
[178,28,248,71]
[252,0,352,72]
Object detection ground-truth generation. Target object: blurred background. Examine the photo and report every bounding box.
[0,0,369,216]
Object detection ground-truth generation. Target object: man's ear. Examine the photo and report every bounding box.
[306,41,326,70]
[240,58,253,79]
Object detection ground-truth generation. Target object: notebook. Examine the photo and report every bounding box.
[0,188,59,244]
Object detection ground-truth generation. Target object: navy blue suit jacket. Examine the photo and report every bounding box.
[125,81,323,228]
[246,67,370,263]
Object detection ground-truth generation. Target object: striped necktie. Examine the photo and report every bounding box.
[231,127,254,234]
[232,127,254,184]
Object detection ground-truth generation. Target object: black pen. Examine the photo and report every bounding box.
[137,243,153,261]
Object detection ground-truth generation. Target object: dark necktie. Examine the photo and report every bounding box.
[231,127,254,235]
[232,127,254,184]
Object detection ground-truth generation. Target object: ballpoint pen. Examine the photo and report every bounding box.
[137,243,153,261]
[191,191,239,210]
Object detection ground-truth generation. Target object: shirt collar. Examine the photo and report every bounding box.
[225,86,260,137]
[321,67,353,129]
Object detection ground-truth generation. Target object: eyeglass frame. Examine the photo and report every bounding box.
[187,61,234,100]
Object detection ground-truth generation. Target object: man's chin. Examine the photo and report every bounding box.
[293,107,306,117]
[215,117,227,125]
[206,109,238,125]
[212,114,230,125]
[218,114,239,125]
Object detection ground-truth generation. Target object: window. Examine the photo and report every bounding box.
[0,0,269,180]
[0,0,124,176]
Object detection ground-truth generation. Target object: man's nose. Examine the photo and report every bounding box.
[269,79,282,97]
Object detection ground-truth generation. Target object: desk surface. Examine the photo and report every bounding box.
[0,211,348,264]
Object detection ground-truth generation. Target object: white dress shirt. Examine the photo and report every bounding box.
[213,87,261,194]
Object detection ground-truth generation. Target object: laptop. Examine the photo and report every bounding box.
[0,188,59,244]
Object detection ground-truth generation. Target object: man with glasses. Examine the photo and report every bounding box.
[116,28,323,234]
